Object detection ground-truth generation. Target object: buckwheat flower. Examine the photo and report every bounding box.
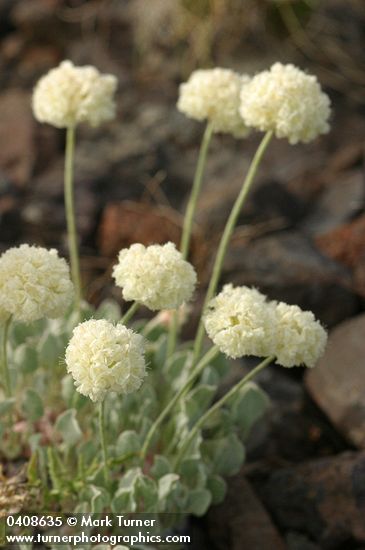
[65,319,146,402]
[177,68,251,138]
[32,60,117,128]
[0,244,74,323]
[239,62,331,144]
[203,284,276,359]
[272,302,327,368]
[112,242,197,311]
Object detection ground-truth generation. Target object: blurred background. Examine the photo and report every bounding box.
[0,1,365,548]
[0,0,364,322]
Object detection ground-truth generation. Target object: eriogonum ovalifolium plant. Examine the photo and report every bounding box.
[0,60,330,535]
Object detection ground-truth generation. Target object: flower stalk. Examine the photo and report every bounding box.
[121,302,139,325]
[1,316,12,397]
[180,121,214,259]
[174,355,275,469]
[98,400,109,486]
[193,130,273,360]
[167,121,214,358]
[64,126,82,313]
[140,345,219,461]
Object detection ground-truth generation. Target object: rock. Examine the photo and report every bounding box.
[254,451,365,546]
[222,231,357,327]
[11,0,62,34]
[97,201,182,257]
[305,314,365,449]
[315,214,365,297]
[0,90,35,187]
[246,365,348,463]
[302,170,364,236]
[205,475,286,550]
[286,532,320,550]
[316,214,365,269]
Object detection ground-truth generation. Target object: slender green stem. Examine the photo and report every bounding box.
[174,355,274,469]
[193,130,273,360]
[166,122,214,359]
[166,309,179,359]
[180,121,214,259]
[1,316,12,397]
[121,302,139,325]
[98,400,109,486]
[64,126,82,312]
[140,345,219,461]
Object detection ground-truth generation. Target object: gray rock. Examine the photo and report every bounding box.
[306,314,365,449]
[302,170,365,236]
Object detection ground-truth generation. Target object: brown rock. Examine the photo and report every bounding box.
[316,214,365,269]
[206,475,286,550]
[306,314,365,449]
[98,201,183,257]
[256,451,365,545]
[0,90,35,187]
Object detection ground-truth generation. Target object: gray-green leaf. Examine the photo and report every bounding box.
[55,408,82,446]
[22,389,44,421]
[185,488,212,516]
[116,430,141,458]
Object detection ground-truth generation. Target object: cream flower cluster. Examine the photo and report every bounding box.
[203,285,277,360]
[239,62,331,144]
[177,68,251,138]
[0,244,74,323]
[203,284,327,367]
[65,319,146,402]
[273,302,327,368]
[32,60,117,128]
[112,242,197,311]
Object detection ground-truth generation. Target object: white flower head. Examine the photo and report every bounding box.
[65,319,146,402]
[273,302,327,368]
[203,284,276,359]
[204,284,327,367]
[0,244,74,323]
[112,242,197,311]
[239,62,331,144]
[177,68,251,138]
[32,60,117,128]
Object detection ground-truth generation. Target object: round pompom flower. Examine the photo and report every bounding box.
[65,319,146,402]
[0,244,74,323]
[32,60,117,128]
[203,284,277,359]
[177,68,251,138]
[112,242,197,311]
[239,62,331,144]
[272,302,327,368]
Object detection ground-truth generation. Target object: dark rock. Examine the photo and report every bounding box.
[306,314,365,449]
[286,532,321,550]
[245,365,348,463]
[205,475,286,550]
[222,230,357,327]
[255,451,365,546]
[302,170,365,236]
[0,89,35,187]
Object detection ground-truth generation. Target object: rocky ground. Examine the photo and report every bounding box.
[0,1,365,548]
